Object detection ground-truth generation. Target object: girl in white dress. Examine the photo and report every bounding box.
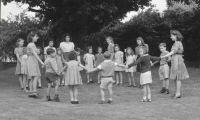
[84,47,95,83]
[125,47,137,87]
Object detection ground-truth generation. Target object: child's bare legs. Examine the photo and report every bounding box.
[47,83,51,96]
[119,72,123,84]
[32,76,39,94]
[22,75,27,92]
[115,72,119,85]
[100,88,105,101]
[37,77,42,88]
[142,85,147,100]
[69,86,74,101]
[165,79,169,89]
[175,80,181,97]
[127,73,132,86]
[130,72,136,86]
[108,83,113,101]
[74,85,78,101]
[54,80,59,95]
[97,72,101,83]
[29,77,33,92]
[146,84,151,100]
[87,73,90,83]
[18,75,23,89]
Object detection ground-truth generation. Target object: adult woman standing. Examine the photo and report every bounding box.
[135,37,149,58]
[59,33,75,62]
[27,31,44,97]
[161,30,189,98]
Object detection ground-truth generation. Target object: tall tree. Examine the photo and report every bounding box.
[2,0,151,45]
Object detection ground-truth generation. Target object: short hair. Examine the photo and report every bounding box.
[114,44,120,49]
[170,30,183,41]
[27,31,38,43]
[106,36,114,43]
[159,43,166,48]
[62,33,71,41]
[46,48,55,55]
[103,51,111,59]
[68,51,77,61]
[87,46,93,52]
[139,46,147,54]
[16,38,24,47]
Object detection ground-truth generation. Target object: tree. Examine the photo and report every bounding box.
[2,0,151,46]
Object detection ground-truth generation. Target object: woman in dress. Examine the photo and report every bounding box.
[161,30,189,98]
[26,31,44,97]
[59,33,75,62]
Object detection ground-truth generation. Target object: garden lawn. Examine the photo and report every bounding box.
[0,65,200,120]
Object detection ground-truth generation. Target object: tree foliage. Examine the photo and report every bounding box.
[2,0,151,44]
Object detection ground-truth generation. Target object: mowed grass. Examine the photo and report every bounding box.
[0,65,200,120]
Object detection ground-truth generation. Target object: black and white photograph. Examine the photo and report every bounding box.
[0,0,200,120]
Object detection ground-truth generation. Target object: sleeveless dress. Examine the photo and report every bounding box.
[14,47,23,75]
[27,43,41,77]
[84,53,95,71]
[170,41,189,80]
[114,51,124,71]
[125,55,136,72]
[64,60,82,85]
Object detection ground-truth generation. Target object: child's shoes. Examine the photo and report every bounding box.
[53,94,60,102]
[165,89,170,94]
[98,100,106,104]
[160,87,166,93]
[107,100,113,104]
[46,96,52,101]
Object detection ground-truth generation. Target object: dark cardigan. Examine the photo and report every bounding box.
[128,54,160,73]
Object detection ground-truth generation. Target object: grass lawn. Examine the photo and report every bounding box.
[0,65,200,120]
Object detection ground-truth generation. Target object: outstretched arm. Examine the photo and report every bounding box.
[161,51,174,59]
[128,57,142,68]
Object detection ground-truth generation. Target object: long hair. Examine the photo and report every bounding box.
[27,31,38,43]
[170,30,183,41]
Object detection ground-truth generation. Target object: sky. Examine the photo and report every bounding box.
[1,0,167,22]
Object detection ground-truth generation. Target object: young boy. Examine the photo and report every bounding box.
[158,43,170,94]
[88,51,124,104]
[45,48,62,102]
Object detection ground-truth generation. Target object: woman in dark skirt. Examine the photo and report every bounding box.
[59,33,75,62]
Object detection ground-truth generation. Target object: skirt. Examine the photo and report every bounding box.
[27,55,41,77]
[15,61,22,75]
[170,55,189,80]
[140,71,152,85]
[21,62,28,75]
[64,68,82,86]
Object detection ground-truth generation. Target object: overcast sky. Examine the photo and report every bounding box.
[1,0,167,22]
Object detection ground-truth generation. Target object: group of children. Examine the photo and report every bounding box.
[14,30,189,104]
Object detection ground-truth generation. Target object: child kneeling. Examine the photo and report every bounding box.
[88,51,124,104]
[45,48,63,102]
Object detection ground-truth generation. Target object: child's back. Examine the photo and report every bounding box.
[99,60,116,77]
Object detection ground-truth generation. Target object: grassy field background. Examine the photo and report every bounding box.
[0,63,200,120]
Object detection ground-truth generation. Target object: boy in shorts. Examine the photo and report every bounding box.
[45,48,65,101]
[88,51,124,104]
[158,43,171,94]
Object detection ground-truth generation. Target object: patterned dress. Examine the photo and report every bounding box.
[170,41,189,80]
[64,60,82,85]
[114,51,124,71]
[21,54,28,75]
[14,47,24,75]
[27,43,41,77]
[84,53,95,71]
